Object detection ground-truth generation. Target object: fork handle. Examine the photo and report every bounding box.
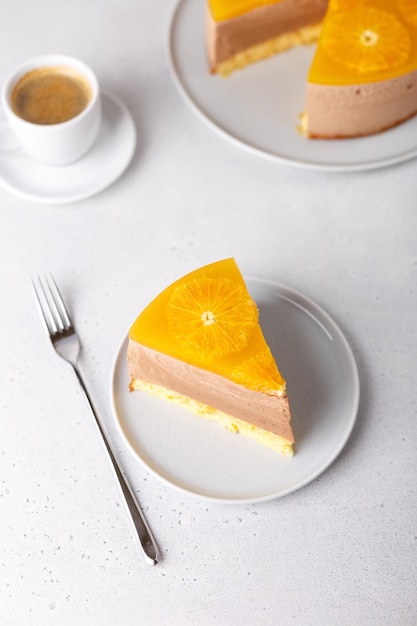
[71,363,159,565]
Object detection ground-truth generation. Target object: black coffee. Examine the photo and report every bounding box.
[11,66,92,125]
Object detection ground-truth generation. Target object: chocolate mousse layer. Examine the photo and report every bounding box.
[127,339,294,442]
[306,70,417,138]
[206,0,328,71]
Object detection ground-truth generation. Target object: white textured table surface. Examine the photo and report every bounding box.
[1,1,416,624]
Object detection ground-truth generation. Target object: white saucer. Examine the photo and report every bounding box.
[0,90,136,204]
[110,279,360,505]
[168,0,417,171]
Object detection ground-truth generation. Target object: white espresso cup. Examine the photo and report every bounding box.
[1,54,101,166]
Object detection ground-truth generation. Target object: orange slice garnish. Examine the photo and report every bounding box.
[167,276,258,358]
[398,0,417,27]
[231,348,285,392]
[321,7,411,74]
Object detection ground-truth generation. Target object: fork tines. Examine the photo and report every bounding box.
[32,274,72,336]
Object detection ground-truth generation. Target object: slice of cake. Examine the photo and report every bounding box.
[127,259,294,456]
[207,0,417,138]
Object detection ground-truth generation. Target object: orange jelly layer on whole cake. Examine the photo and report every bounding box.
[209,0,288,22]
[309,0,417,85]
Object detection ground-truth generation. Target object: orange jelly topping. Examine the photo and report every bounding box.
[129,259,286,390]
[208,0,283,22]
[311,0,417,84]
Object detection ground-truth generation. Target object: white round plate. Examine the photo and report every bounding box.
[167,0,417,171]
[0,90,136,204]
[110,279,360,505]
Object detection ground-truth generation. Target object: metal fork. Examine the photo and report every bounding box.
[32,274,159,566]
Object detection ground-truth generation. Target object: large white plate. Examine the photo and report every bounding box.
[167,0,417,171]
[110,279,359,504]
[0,90,136,204]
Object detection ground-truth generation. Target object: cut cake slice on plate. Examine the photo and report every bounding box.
[127,258,294,456]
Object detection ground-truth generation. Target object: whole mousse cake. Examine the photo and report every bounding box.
[206,0,417,138]
[127,258,294,456]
